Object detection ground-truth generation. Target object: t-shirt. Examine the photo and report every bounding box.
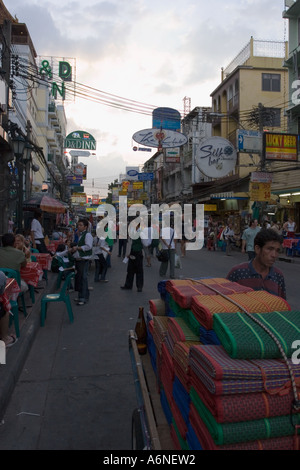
[241,226,261,252]
[161,227,176,249]
[0,246,26,271]
[140,227,153,247]
[31,218,44,243]
[226,261,286,300]
[223,226,234,240]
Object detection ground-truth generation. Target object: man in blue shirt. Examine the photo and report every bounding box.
[227,229,286,300]
[241,219,261,260]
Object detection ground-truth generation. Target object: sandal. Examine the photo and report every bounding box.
[5,335,18,348]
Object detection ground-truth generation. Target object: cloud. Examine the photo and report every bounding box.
[4,0,286,196]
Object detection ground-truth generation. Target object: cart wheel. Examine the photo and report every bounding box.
[131,408,145,450]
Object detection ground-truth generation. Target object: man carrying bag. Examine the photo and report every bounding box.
[158,223,176,279]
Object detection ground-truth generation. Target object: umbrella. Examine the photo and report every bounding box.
[23,193,67,214]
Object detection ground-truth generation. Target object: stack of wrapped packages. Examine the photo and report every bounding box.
[147,278,300,450]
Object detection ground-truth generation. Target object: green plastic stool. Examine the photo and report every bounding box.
[40,273,75,326]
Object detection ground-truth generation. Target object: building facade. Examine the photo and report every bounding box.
[0,0,69,236]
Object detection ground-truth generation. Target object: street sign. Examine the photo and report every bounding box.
[237,129,262,153]
[69,150,91,157]
[138,172,154,181]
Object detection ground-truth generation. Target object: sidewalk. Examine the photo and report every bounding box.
[0,244,298,449]
[0,274,56,420]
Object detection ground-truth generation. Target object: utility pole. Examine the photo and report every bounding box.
[258,102,266,171]
[25,120,32,200]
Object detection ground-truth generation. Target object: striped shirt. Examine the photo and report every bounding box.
[226,261,286,300]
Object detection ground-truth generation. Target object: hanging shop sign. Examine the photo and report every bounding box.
[38,56,76,102]
[74,163,87,180]
[126,167,140,181]
[237,129,262,154]
[166,148,180,163]
[133,182,144,189]
[132,128,187,149]
[64,131,97,150]
[67,175,83,185]
[250,182,271,201]
[196,137,237,178]
[132,146,152,152]
[71,193,86,204]
[138,172,154,181]
[263,132,298,162]
[250,172,273,183]
[152,107,181,132]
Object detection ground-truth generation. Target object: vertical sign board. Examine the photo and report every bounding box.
[249,171,273,201]
[264,132,298,161]
[152,107,181,131]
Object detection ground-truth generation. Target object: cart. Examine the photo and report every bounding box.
[129,330,174,451]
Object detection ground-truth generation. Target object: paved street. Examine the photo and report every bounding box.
[0,243,299,450]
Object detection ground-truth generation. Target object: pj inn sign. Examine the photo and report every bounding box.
[64,131,97,151]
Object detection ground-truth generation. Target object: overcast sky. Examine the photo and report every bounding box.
[4,0,287,197]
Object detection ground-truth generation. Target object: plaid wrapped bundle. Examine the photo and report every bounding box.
[152,316,169,354]
[179,309,202,338]
[173,341,200,392]
[168,296,185,317]
[189,388,300,446]
[191,290,290,330]
[166,278,253,309]
[189,403,297,450]
[157,280,168,299]
[149,299,166,316]
[160,342,174,403]
[170,419,189,450]
[213,310,300,359]
[191,373,300,424]
[165,317,199,356]
[173,376,191,425]
[170,396,188,438]
[199,326,221,346]
[189,345,300,395]
[147,320,157,374]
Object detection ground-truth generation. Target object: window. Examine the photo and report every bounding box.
[262,73,281,92]
[263,108,281,127]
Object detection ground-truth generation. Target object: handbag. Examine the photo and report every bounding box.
[156,230,174,262]
[156,249,169,262]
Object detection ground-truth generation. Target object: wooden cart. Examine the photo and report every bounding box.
[129,330,174,451]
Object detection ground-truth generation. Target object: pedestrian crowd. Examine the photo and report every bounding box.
[0,210,295,349]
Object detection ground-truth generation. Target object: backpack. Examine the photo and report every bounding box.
[51,256,60,273]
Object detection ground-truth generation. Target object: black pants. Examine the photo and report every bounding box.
[35,238,48,253]
[124,252,143,290]
[74,259,90,302]
[94,254,108,281]
[118,239,128,257]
